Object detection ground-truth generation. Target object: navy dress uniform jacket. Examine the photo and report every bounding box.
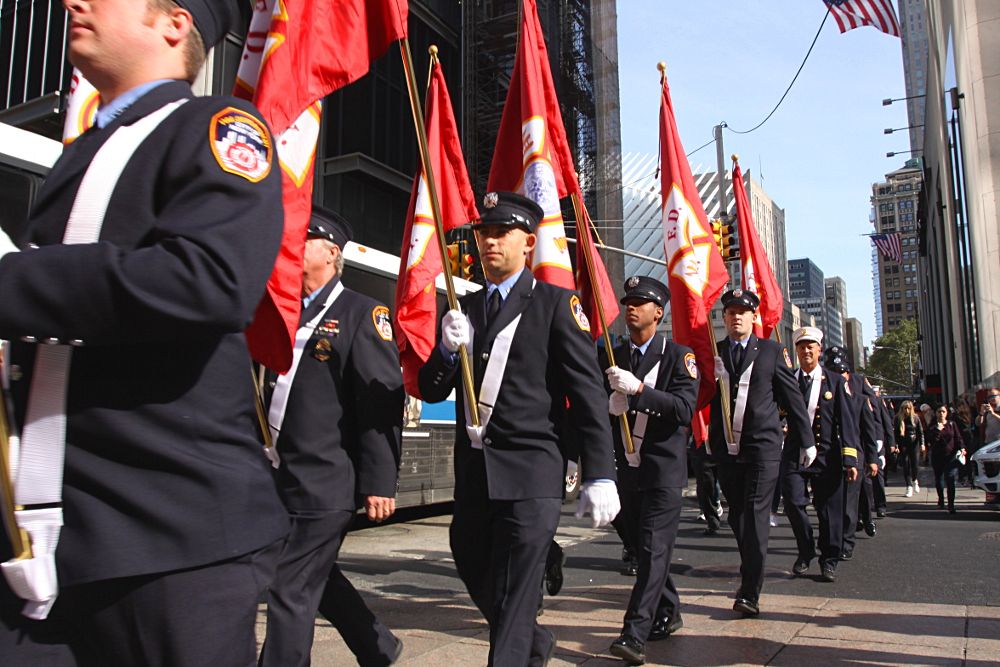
[607,335,698,489]
[418,269,616,499]
[270,280,403,510]
[782,371,859,473]
[0,81,289,587]
[709,335,815,461]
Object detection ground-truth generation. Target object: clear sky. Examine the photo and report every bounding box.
[616,1,912,346]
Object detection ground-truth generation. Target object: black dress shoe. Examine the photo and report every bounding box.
[733,597,760,616]
[647,613,683,641]
[840,548,853,561]
[621,556,638,576]
[609,634,645,665]
[855,521,864,533]
[876,508,887,518]
[544,542,565,596]
[821,563,837,582]
[792,558,811,575]
[864,521,877,537]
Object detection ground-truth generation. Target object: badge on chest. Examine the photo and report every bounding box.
[311,318,340,361]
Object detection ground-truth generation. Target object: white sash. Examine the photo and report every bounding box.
[622,338,666,467]
[463,281,534,449]
[802,369,821,424]
[728,361,755,455]
[266,281,345,463]
[2,100,187,620]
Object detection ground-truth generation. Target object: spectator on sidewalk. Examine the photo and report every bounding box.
[895,401,925,497]
[926,406,966,514]
[975,388,1000,445]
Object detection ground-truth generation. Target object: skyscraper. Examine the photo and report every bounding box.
[870,160,922,336]
[895,0,929,154]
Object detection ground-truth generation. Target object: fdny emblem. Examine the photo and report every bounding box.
[684,352,698,379]
[732,288,743,298]
[483,192,499,209]
[782,348,793,369]
[312,337,332,362]
[627,276,640,289]
[210,107,272,182]
[824,390,833,400]
[569,295,591,333]
[372,306,393,341]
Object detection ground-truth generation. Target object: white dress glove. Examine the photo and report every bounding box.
[441,309,470,353]
[713,356,726,380]
[575,479,621,528]
[608,391,628,416]
[799,445,817,468]
[0,227,19,260]
[605,366,642,395]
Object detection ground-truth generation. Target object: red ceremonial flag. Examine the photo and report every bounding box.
[658,72,730,442]
[732,160,783,340]
[487,0,576,290]
[574,206,619,341]
[235,0,409,371]
[395,58,478,397]
[824,0,900,37]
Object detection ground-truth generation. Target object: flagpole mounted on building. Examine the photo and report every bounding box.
[398,41,479,425]
[570,194,635,455]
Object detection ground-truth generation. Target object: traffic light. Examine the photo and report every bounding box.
[459,245,475,281]
[711,218,739,261]
[446,242,461,276]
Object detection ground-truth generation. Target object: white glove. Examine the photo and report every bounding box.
[575,479,621,528]
[441,309,470,353]
[713,356,726,380]
[799,445,817,468]
[608,391,628,416]
[0,227,19,260]
[606,366,642,395]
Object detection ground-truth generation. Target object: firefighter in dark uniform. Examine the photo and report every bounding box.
[259,209,404,667]
[710,289,815,617]
[418,192,619,667]
[863,385,894,520]
[782,327,859,583]
[820,347,879,561]
[605,277,698,666]
[0,2,289,665]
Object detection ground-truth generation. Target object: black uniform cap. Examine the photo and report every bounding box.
[174,0,239,51]
[720,288,760,311]
[308,207,353,248]
[822,345,853,374]
[620,275,670,307]
[471,191,543,233]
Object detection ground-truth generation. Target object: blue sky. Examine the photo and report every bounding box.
[616,1,912,346]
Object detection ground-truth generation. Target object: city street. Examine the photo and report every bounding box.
[256,472,1000,666]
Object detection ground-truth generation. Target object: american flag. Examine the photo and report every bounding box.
[824,0,900,37]
[871,233,902,262]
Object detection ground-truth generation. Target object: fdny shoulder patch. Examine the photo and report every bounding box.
[684,352,698,379]
[569,295,590,332]
[372,305,393,341]
[782,348,793,369]
[209,107,272,182]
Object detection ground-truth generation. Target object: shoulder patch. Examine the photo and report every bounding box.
[569,294,590,333]
[782,348,793,369]
[372,305,393,341]
[684,352,698,379]
[209,107,272,182]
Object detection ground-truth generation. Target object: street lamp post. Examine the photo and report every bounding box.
[873,344,914,394]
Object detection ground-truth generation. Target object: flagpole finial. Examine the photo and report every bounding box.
[428,44,438,56]
[657,61,667,73]
[732,153,740,163]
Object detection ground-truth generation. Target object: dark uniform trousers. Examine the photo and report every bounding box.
[843,376,879,554]
[782,370,856,568]
[606,335,697,642]
[710,335,814,603]
[260,282,403,667]
[418,271,616,667]
[611,465,642,559]
[692,445,722,532]
[0,81,289,665]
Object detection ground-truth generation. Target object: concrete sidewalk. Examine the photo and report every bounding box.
[258,479,1000,666]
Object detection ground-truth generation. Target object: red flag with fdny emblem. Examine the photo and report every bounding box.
[395,58,478,397]
[487,0,576,290]
[658,71,730,443]
[732,158,783,339]
[235,0,409,371]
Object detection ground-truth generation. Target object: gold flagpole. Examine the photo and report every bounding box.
[0,374,31,559]
[570,194,634,455]
[252,364,273,450]
[399,40,480,425]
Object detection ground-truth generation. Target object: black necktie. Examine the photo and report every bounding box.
[631,347,642,372]
[799,372,811,398]
[732,343,744,371]
[486,288,502,325]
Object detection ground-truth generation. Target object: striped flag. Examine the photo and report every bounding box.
[871,232,902,262]
[824,0,900,37]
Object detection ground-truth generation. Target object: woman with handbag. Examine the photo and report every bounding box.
[895,401,924,497]
[925,405,966,513]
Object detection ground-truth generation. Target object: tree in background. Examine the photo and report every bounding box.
[862,318,919,396]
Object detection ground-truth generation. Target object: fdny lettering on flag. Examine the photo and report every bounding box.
[570,295,591,332]
[372,306,394,341]
[210,108,273,182]
[783,348,793,369]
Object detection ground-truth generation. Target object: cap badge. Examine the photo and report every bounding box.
[627,276,640,289]
[732,288,743,297]
[483,192,499,209]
